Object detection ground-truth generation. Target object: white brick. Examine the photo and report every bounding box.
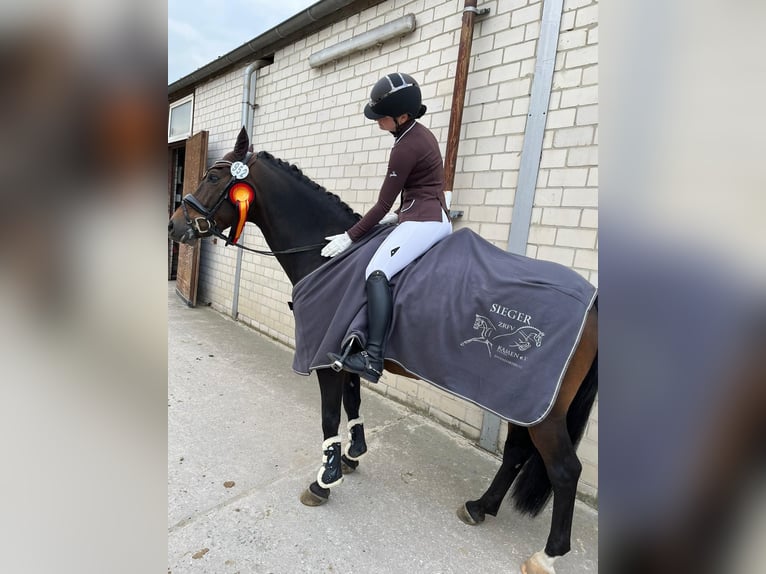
[503,40,537,63]
[545,108,576,129]
[582,64,598,85]
[528,225,557,245]
[486,188,514,205]
[463,154,492,171]
[541,207,581,226]
[488,62,522,84]
[552,68,583,89]
[533,188,562,206]
[575,4,598,27]
[469,205,499,222]
[564,0,593,10]
[566,45,598,68]
[469,84,499,105]
[580,208,598,228]
[466,120,495,139]
[558,29,588,50]
[560,85,598,108]
[498,77,532,99]
[537,245,575,266]
[587,167,598,186]
[512,3,542,27]
[474,49,505,71]
[540,149,568,168]
[553,126,594,147]
[562,188,598,207]
[574,248,598,269]
[548,168,588,187]
[473,170,503,188]
[567,146,598,166]
[575,104,598,126]
[556,228,597,249]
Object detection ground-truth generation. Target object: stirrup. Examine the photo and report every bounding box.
[328,339,354,372]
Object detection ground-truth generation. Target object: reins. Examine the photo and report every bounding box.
[207,226,325,256]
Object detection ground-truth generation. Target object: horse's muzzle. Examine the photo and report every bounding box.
[168,219,199,245]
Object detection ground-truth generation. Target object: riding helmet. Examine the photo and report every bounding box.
[364,72,426,120]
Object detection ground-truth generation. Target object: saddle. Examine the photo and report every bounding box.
[291,226,596,425]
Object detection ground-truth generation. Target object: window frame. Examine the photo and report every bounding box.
[168,94,194,143]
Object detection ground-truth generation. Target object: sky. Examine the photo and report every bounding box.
[168,0,319,84]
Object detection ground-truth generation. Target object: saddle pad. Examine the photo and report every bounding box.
[291,227,597,425]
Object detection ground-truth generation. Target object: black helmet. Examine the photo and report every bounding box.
[364,72,426,120]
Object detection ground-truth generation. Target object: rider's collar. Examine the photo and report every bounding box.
[391,118,417,145]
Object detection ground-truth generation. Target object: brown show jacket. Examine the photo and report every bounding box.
[347,120,448,242]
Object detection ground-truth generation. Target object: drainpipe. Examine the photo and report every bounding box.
[443,0,489,212]
[232,59,270,319]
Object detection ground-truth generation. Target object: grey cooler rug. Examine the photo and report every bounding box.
[291,226,597,425]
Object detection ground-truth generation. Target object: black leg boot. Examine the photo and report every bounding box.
[316,436,343,488]
[340,270,392,383]
[345,417,367,461]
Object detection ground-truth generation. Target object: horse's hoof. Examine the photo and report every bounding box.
[520,551,556,574]
[456,503,484,525]
[341,454,359,474]
[300,482,330,507]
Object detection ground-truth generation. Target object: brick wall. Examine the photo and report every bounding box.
[185,0,598,497]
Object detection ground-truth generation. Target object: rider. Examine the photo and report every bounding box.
[321,72,452,383]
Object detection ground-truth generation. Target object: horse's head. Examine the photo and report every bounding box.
[168,127,253,245]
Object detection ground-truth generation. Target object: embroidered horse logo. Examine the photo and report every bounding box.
[460,315,496,356]
[461,315,545,357]
[493,326,545,351]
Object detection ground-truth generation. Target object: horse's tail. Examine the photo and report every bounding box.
[510,351,598,517]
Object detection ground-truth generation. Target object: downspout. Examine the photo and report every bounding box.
[443,0,489,212]
[232,59,270,319]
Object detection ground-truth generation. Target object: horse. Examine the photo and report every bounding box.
[168,127,598,574]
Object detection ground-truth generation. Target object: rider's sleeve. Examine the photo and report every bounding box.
[346,145,418,242]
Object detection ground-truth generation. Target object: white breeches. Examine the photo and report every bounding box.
[365,210,452,280]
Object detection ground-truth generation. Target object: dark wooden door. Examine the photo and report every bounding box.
[174,130,208,306]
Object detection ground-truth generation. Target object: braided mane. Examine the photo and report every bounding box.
[256,151,360,221]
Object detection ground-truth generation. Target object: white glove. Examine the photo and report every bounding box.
[379,213,398,225]
[321,232,352,258]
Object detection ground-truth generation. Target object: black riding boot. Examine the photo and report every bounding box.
[341,270,392,383]
[317,436,343,488]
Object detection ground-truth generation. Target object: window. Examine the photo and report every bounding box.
[168,94,193,142]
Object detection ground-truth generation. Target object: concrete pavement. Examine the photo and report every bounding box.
[168,282,598,573]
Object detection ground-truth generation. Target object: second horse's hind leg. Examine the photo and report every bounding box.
[341,373,367,473]
[458,423,534,524]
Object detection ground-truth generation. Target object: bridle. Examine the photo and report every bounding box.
[181,155,325,256]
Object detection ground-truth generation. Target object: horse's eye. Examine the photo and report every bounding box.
[208,173,219,183]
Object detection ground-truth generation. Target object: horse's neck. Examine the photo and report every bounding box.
[249,160,357,285]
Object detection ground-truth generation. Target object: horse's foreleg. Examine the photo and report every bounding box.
[300,369,345,507]
[341,373,367,472]
[458,423,534,525]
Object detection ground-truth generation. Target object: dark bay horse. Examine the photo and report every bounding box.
[168,127,598,574]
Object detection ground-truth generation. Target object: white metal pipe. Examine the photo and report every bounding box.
[232,59,270,319]
[308,14,416,68]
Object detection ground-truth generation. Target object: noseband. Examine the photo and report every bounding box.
[181,155,325,256]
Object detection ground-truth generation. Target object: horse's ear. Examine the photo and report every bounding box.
[233,126,249,161]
